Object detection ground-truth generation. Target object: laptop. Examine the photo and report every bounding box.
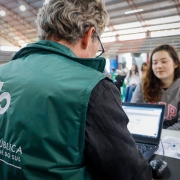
[122,102,165,161]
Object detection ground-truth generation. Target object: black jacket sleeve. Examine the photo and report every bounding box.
[85,78,152,180]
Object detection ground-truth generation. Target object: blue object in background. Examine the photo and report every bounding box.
[110,59,118,74]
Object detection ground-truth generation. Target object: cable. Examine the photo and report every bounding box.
[160,139,165,160]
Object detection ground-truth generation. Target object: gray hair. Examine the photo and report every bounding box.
[36,0,109,43]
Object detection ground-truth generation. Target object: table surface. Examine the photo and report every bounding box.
[161,129,180,139]
[152,129,180,180]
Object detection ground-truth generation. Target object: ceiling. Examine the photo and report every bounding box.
[0,0,180,63]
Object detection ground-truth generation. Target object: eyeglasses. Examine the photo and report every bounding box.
[95,35,105,58]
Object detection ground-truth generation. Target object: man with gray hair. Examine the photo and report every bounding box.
[0,0,152,179]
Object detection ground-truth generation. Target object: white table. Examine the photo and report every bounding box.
[153,129,180,180]
[161,129,180,139]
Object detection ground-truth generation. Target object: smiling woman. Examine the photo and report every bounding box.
[143,44,180,102]
[152,50,178,88]
[131,44,180,130]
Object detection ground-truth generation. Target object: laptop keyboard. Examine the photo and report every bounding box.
[136,143,154,155]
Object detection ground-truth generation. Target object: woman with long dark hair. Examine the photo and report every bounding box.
[131,44,180,130]
[124,64,142,102]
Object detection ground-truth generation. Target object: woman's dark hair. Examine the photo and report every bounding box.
[143,44,180,102]
[141,62,147,71]
[129,64,139,77]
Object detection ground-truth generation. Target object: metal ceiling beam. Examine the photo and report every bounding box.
[173,0,180,16]
[107,22,119,41]
[103,35,180,55]
[0,19,31,44]
[0,5,36,30]
[125,0,148,29]
[107,1,166,13]
[13,0,38,16]
[0,30,21,47]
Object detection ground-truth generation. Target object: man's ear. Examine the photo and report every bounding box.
[82,27,95,49]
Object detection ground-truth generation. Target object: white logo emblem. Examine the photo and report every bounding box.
[0,82,11,114]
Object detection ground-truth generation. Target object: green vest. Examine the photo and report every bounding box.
[0,40,106,180]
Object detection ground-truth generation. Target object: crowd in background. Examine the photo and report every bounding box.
[111,44,180,130]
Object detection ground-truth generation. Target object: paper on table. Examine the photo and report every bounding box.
[155,136,180,159]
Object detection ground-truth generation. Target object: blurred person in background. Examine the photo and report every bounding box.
[131,44,180,131]
[0,0,152,179]
[114,60,129,91]
[124,64,142,102]
[116,59,129,76]
[141,62,148,78]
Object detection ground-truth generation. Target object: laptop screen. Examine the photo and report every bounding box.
[122,103,165,145]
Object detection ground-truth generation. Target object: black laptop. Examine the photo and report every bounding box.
[122,102,165,161]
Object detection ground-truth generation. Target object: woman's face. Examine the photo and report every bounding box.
[142,65,147,71]
[131,65,135,71]
[152,50,178,82]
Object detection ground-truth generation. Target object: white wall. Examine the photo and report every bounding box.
[105,58,110,73]
[118,53,132,70]
[118,53,147,70]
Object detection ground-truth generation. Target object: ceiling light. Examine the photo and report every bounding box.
[125,9,143,15]
[0,46,20,52]
[151,29,180,37]
[119,33,146,41]
[101,37,116,43]
[20,5,26,11]
[0,10,6,16]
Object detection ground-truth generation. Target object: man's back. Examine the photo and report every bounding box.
[0,41,105,180]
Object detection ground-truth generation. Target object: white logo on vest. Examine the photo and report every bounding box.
[0,82,11,114]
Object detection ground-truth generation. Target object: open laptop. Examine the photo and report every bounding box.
[122,102,165,161]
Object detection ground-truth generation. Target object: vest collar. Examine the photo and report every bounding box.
[12,40,106,73]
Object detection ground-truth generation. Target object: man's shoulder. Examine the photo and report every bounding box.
[90,78,114,99]
[94,78,114,90]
